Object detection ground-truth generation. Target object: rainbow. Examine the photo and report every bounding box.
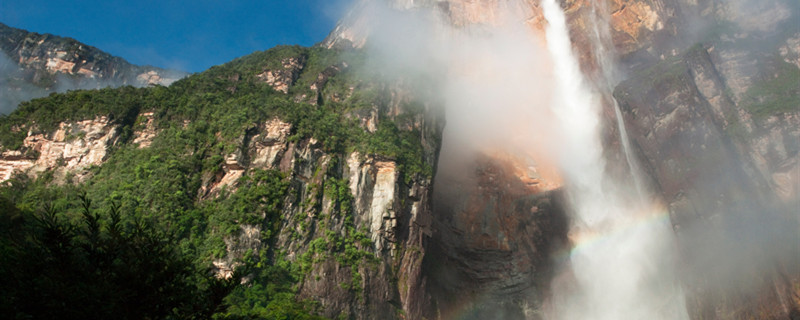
[554,202,674,264]
[431,202,675,320]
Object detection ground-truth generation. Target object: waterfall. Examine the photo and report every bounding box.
[540,0,689,319]
[613,99,647,200]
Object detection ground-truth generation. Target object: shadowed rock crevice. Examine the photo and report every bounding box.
[423,153,570,319]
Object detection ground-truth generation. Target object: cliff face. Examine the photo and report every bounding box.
[425,152,568,319]
[613,7,800,316]
[0,22,186,113]
[0,116,116,183]
[0,44,445,319]
[322,0,799,319]
[1,1,797,319]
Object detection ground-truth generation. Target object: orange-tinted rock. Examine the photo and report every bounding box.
[0,117,117,183]
[424,150,568,318]
[256,57,306,93]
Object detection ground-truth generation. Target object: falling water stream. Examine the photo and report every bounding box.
[613,99,647,199]
[540,0,690,319]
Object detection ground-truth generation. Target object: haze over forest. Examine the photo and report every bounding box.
[0,0,797,319]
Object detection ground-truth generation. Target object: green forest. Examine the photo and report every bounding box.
[0,45,434,319]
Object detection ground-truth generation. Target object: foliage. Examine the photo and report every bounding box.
[202,169,289,258]
[0,86,145,150]
[215,254,325,320]
[297,177,379,294]
[366,117,432,184]
[0,43,436,318]
[740,58,800,120]
[0,194,236,319]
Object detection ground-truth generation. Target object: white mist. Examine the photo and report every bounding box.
[540,0,689,319]
[358,0,691,317]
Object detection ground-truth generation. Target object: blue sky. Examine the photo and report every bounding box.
[1,0,353,72]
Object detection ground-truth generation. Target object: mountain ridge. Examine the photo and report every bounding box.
[0,21,187,114]
[0,1,798,319]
